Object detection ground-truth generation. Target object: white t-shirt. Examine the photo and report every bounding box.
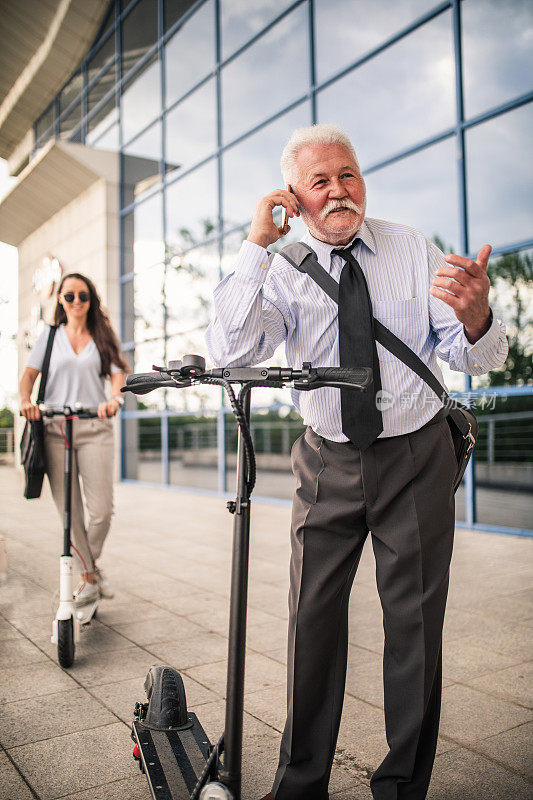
[26,324,122,408]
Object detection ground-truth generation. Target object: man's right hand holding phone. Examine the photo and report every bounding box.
[247,185,300,249]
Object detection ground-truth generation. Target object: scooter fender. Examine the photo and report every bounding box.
[51,611,81,644]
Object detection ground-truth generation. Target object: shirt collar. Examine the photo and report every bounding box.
[302,219,377,272]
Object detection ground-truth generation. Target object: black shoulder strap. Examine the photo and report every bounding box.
[36,325,58,403]
[276,243,451,405]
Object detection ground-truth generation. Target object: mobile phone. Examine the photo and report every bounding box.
[280,184,293,235]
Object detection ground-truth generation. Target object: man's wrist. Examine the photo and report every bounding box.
[111,394,124,406]
[247,232,273,249]
[464,312,492,343]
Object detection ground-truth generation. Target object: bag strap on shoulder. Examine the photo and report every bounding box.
[36,325,58,404]
[276,243,472,433]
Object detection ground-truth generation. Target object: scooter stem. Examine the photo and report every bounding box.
[63,416,73,557]
[220,391,252,799]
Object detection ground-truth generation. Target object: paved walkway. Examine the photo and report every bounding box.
[0,465,531,800]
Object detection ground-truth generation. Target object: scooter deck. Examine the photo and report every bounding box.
[132,715,212,800]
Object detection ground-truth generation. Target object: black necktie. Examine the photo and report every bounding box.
[332,244,383,450]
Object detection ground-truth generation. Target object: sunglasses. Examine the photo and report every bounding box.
[62,292,90,303]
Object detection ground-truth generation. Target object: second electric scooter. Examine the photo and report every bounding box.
[41,404,102,668]
[123,355,372,800]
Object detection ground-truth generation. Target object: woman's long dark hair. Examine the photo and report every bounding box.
[54,272,130,377]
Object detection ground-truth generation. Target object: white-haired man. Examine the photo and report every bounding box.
[206,124,508,800]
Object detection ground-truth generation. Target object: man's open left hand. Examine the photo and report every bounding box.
[430,244,492,343]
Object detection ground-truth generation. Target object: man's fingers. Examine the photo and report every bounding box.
[431,276,467,295]
[477,244,492,271]
[444,253,483,277]
[434,265,467,286]
[430,286,460,309]
[266,190,299,216]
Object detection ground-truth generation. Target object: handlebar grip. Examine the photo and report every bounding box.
[314,367,372,387]
[124,372,177,395]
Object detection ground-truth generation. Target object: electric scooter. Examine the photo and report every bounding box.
[40,404,102,668]
[123,355,372,800]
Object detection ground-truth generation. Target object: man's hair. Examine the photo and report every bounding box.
[280,123,360,185]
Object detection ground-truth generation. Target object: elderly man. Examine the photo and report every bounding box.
[206,124,507,800]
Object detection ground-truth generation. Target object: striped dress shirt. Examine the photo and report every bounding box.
[206,217,508,440]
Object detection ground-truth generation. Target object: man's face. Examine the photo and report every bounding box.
[292,143,366,245]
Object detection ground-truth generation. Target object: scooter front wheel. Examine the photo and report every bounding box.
[57,617,75,667]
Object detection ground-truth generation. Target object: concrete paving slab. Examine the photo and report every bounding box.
[442,635,519,683]
[474,720,533,779]
[62,644,156,687]
[440,683,532,744]
[112,613,205,646]
[429,745,532,799]
[330,783,372,799]
[0,688,116,748]
[92,598,175,625]
[348,620,385,655]
[59,775,152,800]
[0,750,35,800]
[8,722,135,800]
[186,651,286,696]
[0,660,78,704]
[345,645,384,708]
[467,660,533,706]
[336,694,389,772]
[148,628,228,669]
[458,620,533,662]
[0,617,27,641]
[465,588,533,624]
[246,617,288,653]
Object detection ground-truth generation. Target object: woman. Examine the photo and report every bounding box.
[20,273,129,604]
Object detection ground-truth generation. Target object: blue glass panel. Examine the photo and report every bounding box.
[221,4,309,145]
[123,121,162,201]
[121,0,158,77]
[165,159,218,257]
[121,56,161,143]
[462,0,533,118]
[314,0,437,83]
[364,137,459,251]
[222,104,312,232]
[164,0,215,107]
[317,11,455,170]
[466,104,533,253]
[165,78,217,177]
[220,0,294,59]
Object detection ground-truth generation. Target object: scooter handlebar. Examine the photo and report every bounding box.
[38,404,100,418]
[309,367,372,387]
[124,372,187,395]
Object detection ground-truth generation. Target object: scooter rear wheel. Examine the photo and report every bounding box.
[57,617,75,668]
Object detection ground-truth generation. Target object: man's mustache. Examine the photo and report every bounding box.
[320,199,363,219]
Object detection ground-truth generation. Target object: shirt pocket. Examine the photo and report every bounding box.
[372,296,426,360]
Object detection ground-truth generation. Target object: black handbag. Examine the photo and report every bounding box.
[276,243,478,492]
[20,325,57,499]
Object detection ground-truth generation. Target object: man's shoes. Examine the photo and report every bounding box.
[74,580,99,605]
[94,567,115,599]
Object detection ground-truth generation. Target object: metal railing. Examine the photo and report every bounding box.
[0,428,15,463]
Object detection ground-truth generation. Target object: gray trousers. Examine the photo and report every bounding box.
[272,416,456,800]
[44,417,115,572]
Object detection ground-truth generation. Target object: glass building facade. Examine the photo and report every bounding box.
[34,0,532,531]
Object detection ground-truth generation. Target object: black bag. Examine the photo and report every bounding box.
[276,243,478,492]
[20,325,57,499]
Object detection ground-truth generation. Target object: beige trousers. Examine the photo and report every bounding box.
[44,417,115,572]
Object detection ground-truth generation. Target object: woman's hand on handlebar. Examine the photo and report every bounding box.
[98,399,120,419]
[21,400,41,420]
